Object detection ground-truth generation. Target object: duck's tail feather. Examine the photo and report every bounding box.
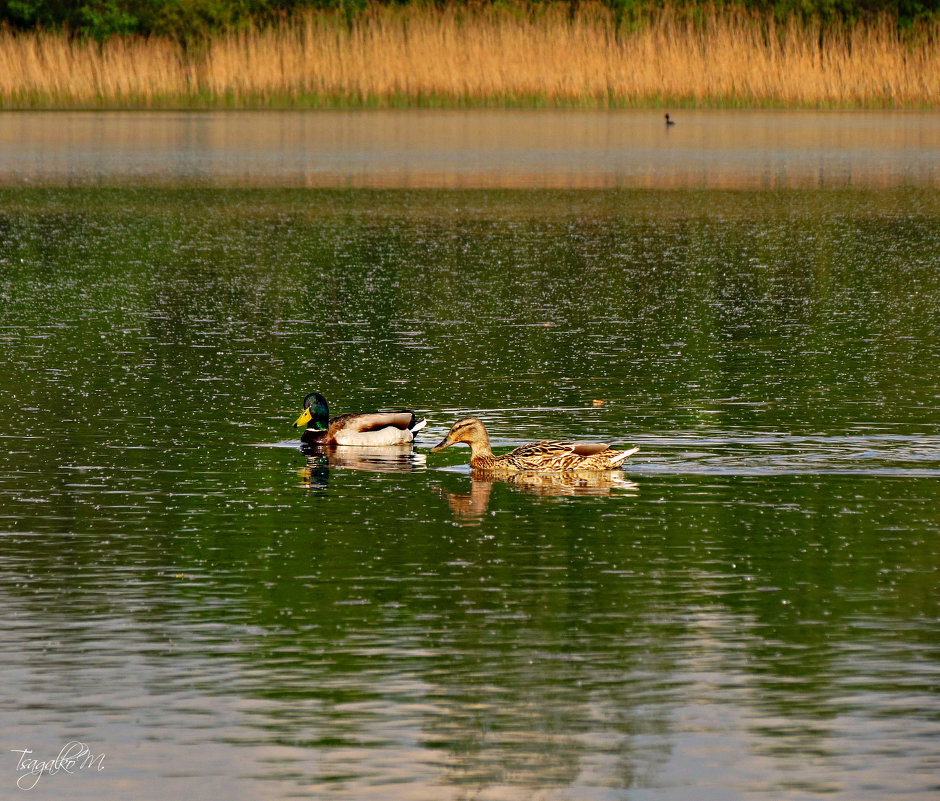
[409,417,428,434]
[609,446,640,466]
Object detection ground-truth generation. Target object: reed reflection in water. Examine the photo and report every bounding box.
[1,110,939,189]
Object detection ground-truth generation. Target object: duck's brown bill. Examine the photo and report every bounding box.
[430,437,451,453]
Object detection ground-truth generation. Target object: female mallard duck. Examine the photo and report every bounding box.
[293,392,427,447]
[431,417,638,472]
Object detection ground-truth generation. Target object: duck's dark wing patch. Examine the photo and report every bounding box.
[570,442,612,456]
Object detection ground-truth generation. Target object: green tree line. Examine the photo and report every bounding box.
[1,0,937,42]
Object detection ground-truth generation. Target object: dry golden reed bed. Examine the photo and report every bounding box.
[1,4,938,108]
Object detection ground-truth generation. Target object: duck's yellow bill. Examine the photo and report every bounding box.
[293,407,313,428]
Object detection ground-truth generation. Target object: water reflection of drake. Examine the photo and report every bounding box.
[298,445,426,487]
[440,470,639,523]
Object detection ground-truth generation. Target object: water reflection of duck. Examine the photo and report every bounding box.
[440,471,638,522]
[431,418,639,472]
[496,470,639,496]
[299,445,427,487]
[293,392,427,447]
[309,445,426,473]
[438,478,494,523]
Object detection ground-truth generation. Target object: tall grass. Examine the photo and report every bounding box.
[1,3,938,108]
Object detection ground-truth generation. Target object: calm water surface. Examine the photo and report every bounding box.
[0,114,939,800]
[1,110,939,188]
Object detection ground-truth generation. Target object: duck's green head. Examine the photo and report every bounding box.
[293,392,329,430]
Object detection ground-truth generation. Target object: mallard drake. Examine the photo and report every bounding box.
[293,392,427,447]
[430,417,638,472]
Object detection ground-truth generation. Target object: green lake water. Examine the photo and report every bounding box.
[1,180,939,795]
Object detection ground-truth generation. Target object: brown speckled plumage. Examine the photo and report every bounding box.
[431,417,638,472]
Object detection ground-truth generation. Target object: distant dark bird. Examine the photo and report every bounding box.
[665,113,676,126]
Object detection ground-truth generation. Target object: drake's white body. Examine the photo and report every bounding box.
[335,418,426,446]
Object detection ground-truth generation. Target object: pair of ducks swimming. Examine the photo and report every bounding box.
[293,392,638,472]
